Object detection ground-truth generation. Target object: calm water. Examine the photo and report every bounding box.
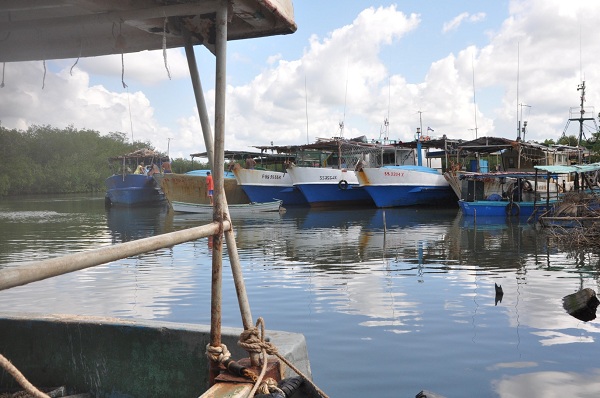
[1,194,600,397]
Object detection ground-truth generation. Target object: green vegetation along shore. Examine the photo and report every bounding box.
[0,125,204,197]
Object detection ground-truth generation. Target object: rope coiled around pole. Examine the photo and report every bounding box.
[238,317,329,398]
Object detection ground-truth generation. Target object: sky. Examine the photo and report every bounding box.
[2,0,600,160]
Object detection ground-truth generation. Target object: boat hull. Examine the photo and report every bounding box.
[357,166,456,207]
[286,166,373,207]
[154,173,249,205]
[458,199,553,218]
[105,174,165,206]
[0,313,310,398]
[171,200,283,214]
[233,168,308,205]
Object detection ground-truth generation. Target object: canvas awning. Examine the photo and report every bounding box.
[535,162,600,174]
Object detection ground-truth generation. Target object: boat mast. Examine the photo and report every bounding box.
[577,81,587,163]
[416,111,423,166]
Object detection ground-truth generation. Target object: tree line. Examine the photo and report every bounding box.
[0,125,205,197]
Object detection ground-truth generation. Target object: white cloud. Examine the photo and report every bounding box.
[443,12,486,33]
[3,1,600,158]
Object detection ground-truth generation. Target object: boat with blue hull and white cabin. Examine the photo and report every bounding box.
[355,131,456,208]
[105,148,167,207]
[282,136,402,207]
[227,150,308,206]
[357,165,456,207]
[233,166,308,205]
[287,164,373,206]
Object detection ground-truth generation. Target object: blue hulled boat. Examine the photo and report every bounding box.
[105,148,167,206]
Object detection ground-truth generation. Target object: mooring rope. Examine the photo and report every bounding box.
[238,317,329,398]
[0,353,49,398]
[205,343,231,364]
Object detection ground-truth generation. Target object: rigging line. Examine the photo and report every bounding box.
[472,55,478,139]
[386,75,391,140]
[42,60,46,90]
[516,42,520,140]
[579,22,582,82]
[127,86,134,143]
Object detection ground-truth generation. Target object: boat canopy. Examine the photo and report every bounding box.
[0,0,297,63]
[191,149,294,164]
[459,171,541,180]
[534,162,600,174]
[108,148,165,162]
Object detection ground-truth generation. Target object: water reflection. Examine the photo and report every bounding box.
[106,204,169,243]
[3,196,600,397]
[494,369,600,397]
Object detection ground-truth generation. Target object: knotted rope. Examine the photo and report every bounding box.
[238,317,329,398]
[0,353,49,398]
[205,343,231,364]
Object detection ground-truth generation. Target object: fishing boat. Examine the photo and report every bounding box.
[171,199,283,214]
[456,171,557,218]
[282,136,398,207]
[202,149,308,206]
[357,165,456,207]
[458,162,600,219]
[287,164,372,206]
[232,165,308,205]
[228,149,309,206]
[355,132,456,207]
[104,148,167,207]
[1,1,326,397]
[154,170,250,205]
[535,163,600,227]
[0,313,310,398]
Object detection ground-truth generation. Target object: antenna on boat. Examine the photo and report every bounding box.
[339,58,349,138]
[519,104,531,141]
[386,75,391,141]
[472,55,478,139]
[126,86,134,143]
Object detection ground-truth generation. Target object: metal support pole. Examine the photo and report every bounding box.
[208,1,228,382]
[183,28,215,169]
[212,0,259,372]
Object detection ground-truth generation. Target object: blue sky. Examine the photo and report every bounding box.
[2,0,599,159]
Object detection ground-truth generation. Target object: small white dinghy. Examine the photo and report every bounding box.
[171,199,283,214]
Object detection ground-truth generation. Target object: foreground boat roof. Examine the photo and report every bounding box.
[0,0,297,62]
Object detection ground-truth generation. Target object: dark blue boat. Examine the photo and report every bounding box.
[104,148,167,206]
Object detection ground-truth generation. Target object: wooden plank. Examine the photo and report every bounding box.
[199,382,253,398]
